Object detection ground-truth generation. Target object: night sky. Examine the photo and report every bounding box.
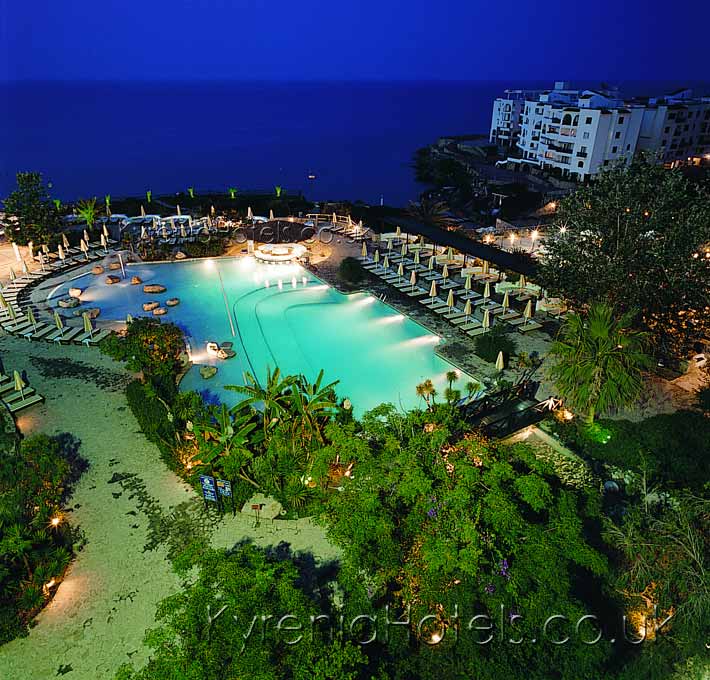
[2,0,709,82]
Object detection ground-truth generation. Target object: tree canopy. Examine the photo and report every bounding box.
[2,172,63,246]
[538,160,710,358]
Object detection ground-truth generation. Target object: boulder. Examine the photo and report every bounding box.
[199,365,218,380]
[166,298,180,307]
[92,265,105,275]
[143,301,160,312]
[108,262,121,271]
[58,297,80,308]
[221,341,233,349]
[143,284,167,294]
[68,287,82,299]
[130,275,143,285]
[222,349,236,359]
[175,251,187,260]
[152,307,167,316]
[86,307,101,319]
[105,275,120,285]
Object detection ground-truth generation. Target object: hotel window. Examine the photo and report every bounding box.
[664,127,670,133]
[585,116,592,124]
[615,131,621,139]
[618,116,625,123]
[612,146,618,153]
[626,144,631,151]
[578,161,584,168]
[583,131,590,139]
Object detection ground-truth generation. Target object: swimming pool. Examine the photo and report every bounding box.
[49,257,479,415]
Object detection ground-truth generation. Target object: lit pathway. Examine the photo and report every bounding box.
[0,336,338,679]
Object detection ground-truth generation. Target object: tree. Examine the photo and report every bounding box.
[322,404,612,679]
[604,492,710,679]
[115,545,369,680]
[192,404,258,485]
[2,172,62,246]
[538,159,710,358]
[100,318,185,379]
[548,303,651,425]
[75,198,98,230]
[406,196,450,229]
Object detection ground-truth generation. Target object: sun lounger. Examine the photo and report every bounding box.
[0,381,25,396]
[23,324,53,340]
[498,311,521,321]
[74,328,111,345]
[2,320,31,334]
[406,289,429,298]
[2,388,36,404]
[433,306,455,315]
[467,326,491,338]
[6,394,44,413]
[419,297,447,309]
[451,316,475,326]
[517,321,543,333]
[506,317,528,327]
[443,310,467,321]
[459,321,483,332]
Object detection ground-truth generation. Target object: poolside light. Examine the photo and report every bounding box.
[50,516,61,527]
[509,233,516,245]
[559,226,567,234]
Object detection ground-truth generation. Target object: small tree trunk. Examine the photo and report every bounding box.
[586,405,596,426]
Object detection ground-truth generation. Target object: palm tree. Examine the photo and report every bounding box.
[549,303,651,425]
[187,187,195,199]
[192,404,259,486]
[228,187,238,199]
[274,185,282,198]
[465,380,480,399]
[226,368,294,439]
[416,378,436,409]
[407,197,449,229]
[76,198,97,231]
[286,370,338,447]
[146,189,152,203]
[446,371,458,391]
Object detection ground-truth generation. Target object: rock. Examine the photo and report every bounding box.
[143,284,167,294]
[143,301,160,312]
[68,287,82,299]
[153,307,167,316]
[108,262,121,271]
[221,341,233,349]
[199,365,217,379]
[222,349,236,359]
[86,307,101,319]
[58,297,80,308]
[166,298,180,307]
[92,265,105,275]
[216,349,229,359]
[130,276,143,285]
[175,251,187,260]
[105,275,120,285]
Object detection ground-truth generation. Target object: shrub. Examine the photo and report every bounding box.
[474,324,517,363]
[337,256,365,286]
[125,380,176,458]
[696,385,710,413]
[0,435,83,643]
[101,317,185,378]
[549,411,710,491]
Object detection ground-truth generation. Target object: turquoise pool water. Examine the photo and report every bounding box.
[50,257,477,415]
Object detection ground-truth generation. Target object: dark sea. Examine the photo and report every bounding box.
[1,80,706,206]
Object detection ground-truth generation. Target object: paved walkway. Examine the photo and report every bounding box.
[0,336,338,680]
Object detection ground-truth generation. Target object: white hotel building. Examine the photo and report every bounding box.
[490,83,710,180]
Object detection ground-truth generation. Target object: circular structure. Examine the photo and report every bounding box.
[253,242,306,263]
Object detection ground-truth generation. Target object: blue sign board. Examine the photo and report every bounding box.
[216,479,232,497]
[200,475,218,503]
